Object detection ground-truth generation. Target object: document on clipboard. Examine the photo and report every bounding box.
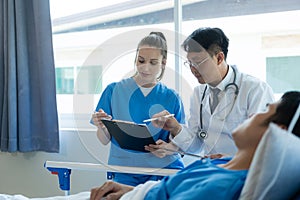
[101,119,156,152]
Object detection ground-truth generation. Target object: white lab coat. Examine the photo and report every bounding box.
[172,66,274,156]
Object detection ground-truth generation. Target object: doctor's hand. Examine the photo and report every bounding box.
[90,181,133,200]
[204,153,229,159]
[151,110,182,137]
[145,139,179,158]
[92,109,112,129]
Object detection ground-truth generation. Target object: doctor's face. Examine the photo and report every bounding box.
[186,51,222,85]
[232,102,279,150]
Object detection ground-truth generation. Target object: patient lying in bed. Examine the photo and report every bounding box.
[90,91,300,200]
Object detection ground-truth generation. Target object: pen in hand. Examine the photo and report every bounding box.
[143,114,175,123]
[159,147,203,159]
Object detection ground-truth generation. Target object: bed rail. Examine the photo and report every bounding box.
[44,160,179,195]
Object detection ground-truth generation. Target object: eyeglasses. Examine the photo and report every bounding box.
[184,57,209,69]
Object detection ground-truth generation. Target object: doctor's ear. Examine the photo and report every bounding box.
[216,52,225,65]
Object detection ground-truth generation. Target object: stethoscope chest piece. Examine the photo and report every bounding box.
[198,130,207,139]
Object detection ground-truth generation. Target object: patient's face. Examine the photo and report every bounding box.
[232,102,279,149]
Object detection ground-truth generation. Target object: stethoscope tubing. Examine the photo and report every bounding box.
[198,66,239,139]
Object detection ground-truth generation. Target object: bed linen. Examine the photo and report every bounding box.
[0,192,90,200]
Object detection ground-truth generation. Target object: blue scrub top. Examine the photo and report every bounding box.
[94,78,186,169]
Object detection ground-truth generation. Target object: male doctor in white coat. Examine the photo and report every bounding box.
[146,27,274,157]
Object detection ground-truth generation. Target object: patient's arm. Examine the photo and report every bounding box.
[90,181,133,200]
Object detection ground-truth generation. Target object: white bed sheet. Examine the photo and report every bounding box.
[0,192,90,200]
[0,181,159,200]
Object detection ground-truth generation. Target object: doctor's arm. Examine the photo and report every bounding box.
[150,110,182,137]
[145,111,183,157]
[150,109,203,154]
[171,88,205,154]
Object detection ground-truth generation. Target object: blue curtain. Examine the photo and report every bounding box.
[0,0,59,152]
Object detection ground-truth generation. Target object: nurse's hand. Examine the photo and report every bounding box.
[92,109,112,129]
[151,110,182,137]
[90,181,133,200]
[145,140,179,158]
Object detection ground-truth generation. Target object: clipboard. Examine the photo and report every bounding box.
[101,119,156,152]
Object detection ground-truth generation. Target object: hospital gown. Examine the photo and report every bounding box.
[144,158,247,200]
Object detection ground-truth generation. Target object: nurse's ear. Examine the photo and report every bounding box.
[161,58,167,66]
[157,58,166,81]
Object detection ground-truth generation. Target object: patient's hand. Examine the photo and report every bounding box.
[90,181,133,200]
[145,139,179,158]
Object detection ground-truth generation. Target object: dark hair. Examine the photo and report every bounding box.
[134,31,167,81]
[182,27,229,60]
[271,91,300,136]
[137,31,168,60]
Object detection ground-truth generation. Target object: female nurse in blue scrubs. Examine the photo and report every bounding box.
[91,32,186,186]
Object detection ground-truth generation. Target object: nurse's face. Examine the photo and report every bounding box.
[135,45,164,87]
[186,51,222,85]
[232,102,279,150]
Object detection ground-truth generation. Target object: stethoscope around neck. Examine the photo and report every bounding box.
[198,65,239,139]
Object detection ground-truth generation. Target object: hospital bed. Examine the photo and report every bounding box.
[0,163,178,200]
[2,106,300,200]
[43,123,300,199]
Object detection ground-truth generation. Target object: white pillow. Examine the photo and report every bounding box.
[239,123,300,200]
